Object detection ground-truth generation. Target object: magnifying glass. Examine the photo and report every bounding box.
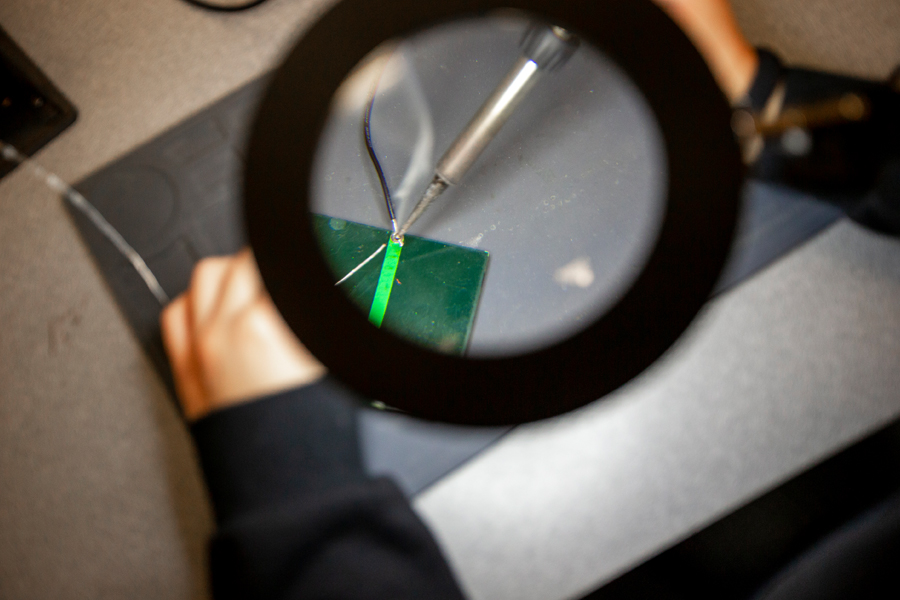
[245,0,743,425]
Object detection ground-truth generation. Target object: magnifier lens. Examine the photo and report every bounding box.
[310,14,667,358]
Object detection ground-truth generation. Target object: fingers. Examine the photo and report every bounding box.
[164,251,255,421]
[188,255,232,335]
[161,248,325,421]
[216,249,264,320]
[160,294,209,420]
[205,294,325,403]
[160,294,189,370]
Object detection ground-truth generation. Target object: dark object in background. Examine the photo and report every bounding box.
[180,0,270,12]
[0,26,77,180]
[748,55,900,235]
[756,487,900,600]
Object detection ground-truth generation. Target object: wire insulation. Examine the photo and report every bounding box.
[363,79,398,231]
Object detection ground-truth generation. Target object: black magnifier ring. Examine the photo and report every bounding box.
[245,0,743,426]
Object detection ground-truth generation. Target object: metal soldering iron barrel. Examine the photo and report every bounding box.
[397,24,579,237]
[434,23,579,186]
[435,55,539,185]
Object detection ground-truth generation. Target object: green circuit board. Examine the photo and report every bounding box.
[313,214,489,355]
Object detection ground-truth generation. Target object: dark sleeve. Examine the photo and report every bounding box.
[190,379,466,600]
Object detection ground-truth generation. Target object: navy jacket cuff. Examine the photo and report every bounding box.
[190,379,365,524]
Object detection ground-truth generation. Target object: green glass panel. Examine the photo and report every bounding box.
[313,214,489,355]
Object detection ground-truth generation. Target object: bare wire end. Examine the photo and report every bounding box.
[334,242,387,286]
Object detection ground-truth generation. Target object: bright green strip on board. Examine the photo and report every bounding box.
[368,237,403,327]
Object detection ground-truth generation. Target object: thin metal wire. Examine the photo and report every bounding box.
[1,142,170,306]
[334,242,386,286]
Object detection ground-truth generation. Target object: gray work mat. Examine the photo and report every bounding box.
[67,75,842,498]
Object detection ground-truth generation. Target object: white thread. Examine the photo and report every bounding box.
[1,142,170,305]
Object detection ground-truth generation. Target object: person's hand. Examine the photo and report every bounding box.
[652,0,758,102]
[160,249,326,421]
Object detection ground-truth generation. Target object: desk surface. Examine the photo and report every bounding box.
[1,1,899,599]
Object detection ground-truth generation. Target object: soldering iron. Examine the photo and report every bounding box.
[394,23,580,239]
